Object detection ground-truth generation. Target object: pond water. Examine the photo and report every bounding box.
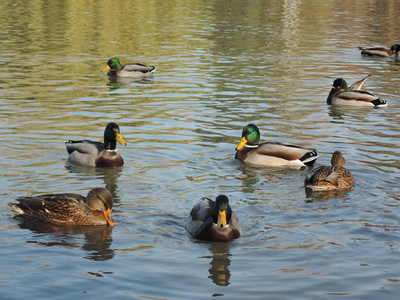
[1,0,399,299]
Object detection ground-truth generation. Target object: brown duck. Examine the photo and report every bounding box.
[305,151,354,190]
[9,188,115,226]
[185,195,242,242]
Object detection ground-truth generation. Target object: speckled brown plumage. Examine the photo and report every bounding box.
[305,151,354,191]
[9,188,115,226]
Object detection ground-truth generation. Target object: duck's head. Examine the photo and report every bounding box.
[332,78,348,91]
[331,151,346,168]
[104,122,127,150]
[102,58,122,72]
[236,124,260,150]
[214,195,232,227]
[391,44,400,54]
[86,188,115,226]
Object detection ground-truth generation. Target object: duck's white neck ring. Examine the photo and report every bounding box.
[244,144,259,148]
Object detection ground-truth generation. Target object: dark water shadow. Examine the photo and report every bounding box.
[106,76,155,90]
[201,242,232,286]
[65,163,122,201]
[304,187,352,202]
[14,217,115,261]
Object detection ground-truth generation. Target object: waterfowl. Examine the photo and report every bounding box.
[65,122,126,167]
[102,57,156,78]
[305,151,354,191]
[326,75,387,107]
[358,44,400,57]
[186,195,242,242]
[9,188,115,226]
[235,124,318,167]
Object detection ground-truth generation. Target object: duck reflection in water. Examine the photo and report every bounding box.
[13,218,115,261]
[207,242,232,286]
[65,164,122,202]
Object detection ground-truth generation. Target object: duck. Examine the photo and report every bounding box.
[358,44,400,57]
[235,124,318,167]
[9,188,115,226]
[65,122,127,167]
[304,151,354,191]
[185,195,242,242]
[326,75,387,107]
[102,57,156,78]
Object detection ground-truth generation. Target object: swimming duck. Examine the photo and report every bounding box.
[235,124,318,167]
[102,57,156,78]
[358,44,400,57]
[305,151,354,191]
[326,75,387,107]
[9,188,115,226]
[65,122,127,167]
[186,195,242,242]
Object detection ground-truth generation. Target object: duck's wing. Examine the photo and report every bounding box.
[359,46,392,57]
[9,194,84,222]
[185,198,214,237]
[256,142,318,163]
[120,63,156,74]
[229,211,242,236]
[348,74,371,91]
[65,140,103,155]
[332,91,387,107]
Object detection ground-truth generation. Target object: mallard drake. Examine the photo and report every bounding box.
[326,75,387,107]
[65,122,126,167]
[9,188,115,226]
[185,195,242,242]
[358,44,400,57]
[235,124,318,167]
[305,151,354,191]
[102,57,156,78]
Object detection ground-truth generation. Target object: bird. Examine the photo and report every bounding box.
[9,188,115,226]
[185,195,242,242]
[65,122,127,167]
[326,75,387,107]
[358,44,400,57]
[304,151,354,191]
[235,124,318,167]
[102,57,156,78]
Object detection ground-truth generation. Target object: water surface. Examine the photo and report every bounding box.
[1,0,400,299]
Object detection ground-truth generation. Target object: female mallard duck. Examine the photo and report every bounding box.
[235,124,318,167]
[358,44,400,57]
[102,57,156,78]
[9,188,115,226]
[185,195,242,242]
[65,122,127,167]
[305,151,354,191]
[326,75,387,107]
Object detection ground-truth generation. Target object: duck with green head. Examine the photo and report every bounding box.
[9,188,115,226]
[305,151,354,191]
[186,195,242,241]
[102,57,156,78]
[235,124,318,167]
[358,44,400,57]
[327,75,387,107]
[65,122,127,167]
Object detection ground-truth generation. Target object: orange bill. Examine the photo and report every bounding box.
[104,208,115,226]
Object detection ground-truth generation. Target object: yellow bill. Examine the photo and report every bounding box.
[217,210,227,227]
[102,65,111,72]
[235,137,247,150]
[116,133,127,146]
